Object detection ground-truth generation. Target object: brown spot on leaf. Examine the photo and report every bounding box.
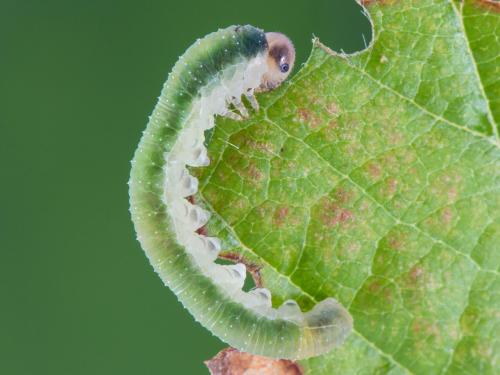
[388,131,404,145]
[327,119,338,130]
[297,108,322,128]
[205,348,303,375]
[335,187,353,204]
[297,108,311,121]
[256,205,267,218]
[247,162,263,182]
[442,207,453,225]
[447,186,458,202]
[388,238,401,250]
[273,206,289,227]
[383,287,393,303]
[383,153,398,169]
[321,200,354,228]
[412,320,421,334]
[385,178,398,196]
[386,232,406,251]
[409,265,423,282]
[246,138,275,154]
[411,318,440,340]
[326,102,339,115]
[368,163,382,179]
[368,280,382,293]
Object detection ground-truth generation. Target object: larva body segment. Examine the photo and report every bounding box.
[129,25,352,359]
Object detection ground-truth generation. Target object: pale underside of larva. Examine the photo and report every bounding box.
[129,25,352,360]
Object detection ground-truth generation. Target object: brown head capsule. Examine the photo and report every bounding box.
[258,32,296,92]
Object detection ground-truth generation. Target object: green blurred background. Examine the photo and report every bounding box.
[1,1,370,374]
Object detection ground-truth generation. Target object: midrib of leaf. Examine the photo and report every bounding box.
[449,0,499,142]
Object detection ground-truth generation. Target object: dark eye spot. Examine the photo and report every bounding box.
[280,63,289,73]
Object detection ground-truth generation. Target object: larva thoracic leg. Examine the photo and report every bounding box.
[221,109,243,121]
[129,25,352,360]
[245,91,260,112]
[230,96,249,118]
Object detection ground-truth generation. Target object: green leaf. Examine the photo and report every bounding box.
[194,0,500,373]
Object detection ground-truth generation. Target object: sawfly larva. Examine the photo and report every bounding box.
[129,25,352,359]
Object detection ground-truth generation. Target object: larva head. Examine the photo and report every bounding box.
[259,32,295,92]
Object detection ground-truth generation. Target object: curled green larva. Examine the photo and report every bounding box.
[129,25,352,360]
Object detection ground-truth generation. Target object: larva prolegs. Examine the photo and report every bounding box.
[129,25,352,360]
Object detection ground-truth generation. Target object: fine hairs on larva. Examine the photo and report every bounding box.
[130,25,352,360]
